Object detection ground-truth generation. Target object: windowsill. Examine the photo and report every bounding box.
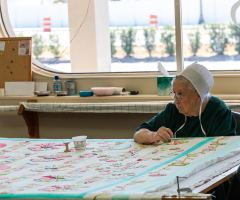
[33,67,240,79]
[0,94,240,105]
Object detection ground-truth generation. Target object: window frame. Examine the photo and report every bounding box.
[1,0,240,77]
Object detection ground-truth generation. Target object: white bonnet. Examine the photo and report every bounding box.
[178,63,214,102]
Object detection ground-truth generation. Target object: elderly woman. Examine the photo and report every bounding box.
[134,63,237,144]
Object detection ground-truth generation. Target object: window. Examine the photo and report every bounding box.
[4,0,240,74]
[182,0,240,71]
[7,0,71,72]
[109,0,177,73]
[6,0,178,73]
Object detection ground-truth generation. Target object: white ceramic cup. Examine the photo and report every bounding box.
[0,88,4,96]
[72,135,87,151]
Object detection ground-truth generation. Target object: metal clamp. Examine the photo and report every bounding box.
[176,176,192,196]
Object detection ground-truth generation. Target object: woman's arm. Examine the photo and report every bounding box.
[133,129,155,144]
[134,127,173,144]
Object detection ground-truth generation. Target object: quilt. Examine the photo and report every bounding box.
[0,137,240,200]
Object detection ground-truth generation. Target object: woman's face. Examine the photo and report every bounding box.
[172,80,201,117]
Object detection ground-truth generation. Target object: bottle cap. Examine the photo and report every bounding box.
[55,75,59,80]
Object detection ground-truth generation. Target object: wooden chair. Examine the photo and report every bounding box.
[232,111,240,135]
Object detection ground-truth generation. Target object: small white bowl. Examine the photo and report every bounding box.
[91,87,115,96]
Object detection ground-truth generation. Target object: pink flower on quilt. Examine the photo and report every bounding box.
[28,143,62,151]
[0,165,10,170]
[0,156,10,159]
[0,143,7,148]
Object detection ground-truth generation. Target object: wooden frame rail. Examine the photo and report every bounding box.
[192,165,238,194]
[162,197,212,200]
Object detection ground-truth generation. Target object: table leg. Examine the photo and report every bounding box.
[18,100,39,138]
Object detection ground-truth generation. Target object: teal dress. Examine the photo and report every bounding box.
[136,96,237,137]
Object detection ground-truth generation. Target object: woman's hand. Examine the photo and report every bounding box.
[152,126,173,143]
[134,127,173,144]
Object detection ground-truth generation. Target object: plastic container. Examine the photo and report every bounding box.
[53,75,61,93]
[91,87,115,96]
[65,81,76,96]
[72,136,87,151]
[79,91,93,97]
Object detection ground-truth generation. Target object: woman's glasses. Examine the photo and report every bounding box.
[169,91,187,100]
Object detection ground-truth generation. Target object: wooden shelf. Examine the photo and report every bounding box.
[0,95,172,104]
